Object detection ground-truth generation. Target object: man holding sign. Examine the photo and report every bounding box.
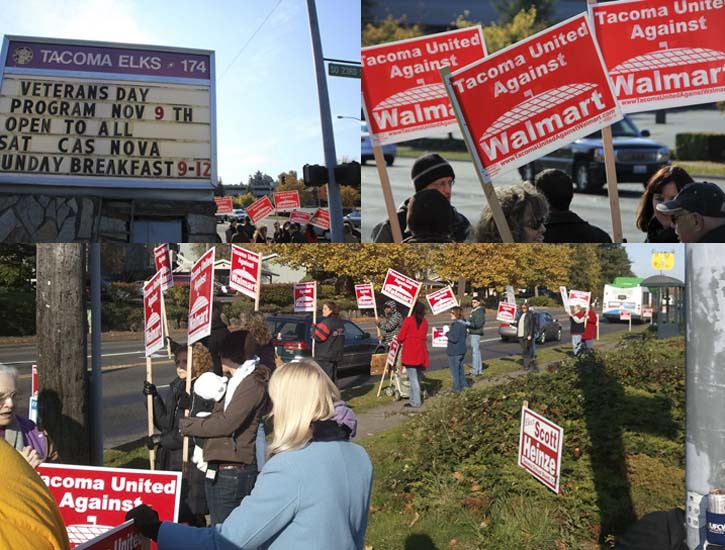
[467,296,486,376]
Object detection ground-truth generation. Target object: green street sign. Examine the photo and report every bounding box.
[328,62,361,79]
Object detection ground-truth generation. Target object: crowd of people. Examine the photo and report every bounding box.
[371,153,723,244]
[225,217,361,244]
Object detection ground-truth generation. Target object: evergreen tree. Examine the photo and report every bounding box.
[597,244,634,286]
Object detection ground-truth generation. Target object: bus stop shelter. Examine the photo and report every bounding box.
[641,275,685,338]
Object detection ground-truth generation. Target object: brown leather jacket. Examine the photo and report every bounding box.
[179,366,269,465]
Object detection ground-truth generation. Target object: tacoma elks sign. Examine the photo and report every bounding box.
[0,36,215,189]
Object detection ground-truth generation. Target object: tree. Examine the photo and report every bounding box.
[483,7,547,53]
[234,193,256,208]
[567,244,603,297]
[0,244,35,290]
[493,0,556,24]
[362,15,423,47]
[248,171,274,190]
[36,244,89,464]
[340,185,361,208]
[597,244,634,286]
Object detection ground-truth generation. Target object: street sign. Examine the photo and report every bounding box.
[518,405,564,493]
[37,463,181,548]
[246,195,275,225]
[380,269,422,310]
[153,244,174,291]
[443,14,621,178]
[0,35,215,190]
[590,0,725,112]
[328,62,361,79]
[354,283,375,309]
[426,286,458,315]
[294,282,316,313]
[497,302,517,323]
[432,326,449,348]
[229,245,261,301]
[143,270,164,357]
[362,26,487,145]
[188,247,215,344]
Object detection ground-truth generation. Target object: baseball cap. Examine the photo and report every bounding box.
[656,182,725,217]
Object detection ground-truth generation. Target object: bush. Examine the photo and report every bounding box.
[676,132,725,161]
[404,137,469,152]
[0,292,35,336]
[526,295,559,307]
[102,303,144,331]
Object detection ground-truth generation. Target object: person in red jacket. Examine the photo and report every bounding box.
[582,307,598,351]
[396,302,429,408]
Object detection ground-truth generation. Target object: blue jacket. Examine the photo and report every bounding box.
[157,440,373,550]
[446,320,468,356]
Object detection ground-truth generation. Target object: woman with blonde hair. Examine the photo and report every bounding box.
[128,359,373,550]
[474,183,549,243]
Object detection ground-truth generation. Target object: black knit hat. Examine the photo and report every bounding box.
[411,153,455,192]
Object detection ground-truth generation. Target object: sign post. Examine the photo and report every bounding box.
[362,27,487,243]
[143,270,164,470]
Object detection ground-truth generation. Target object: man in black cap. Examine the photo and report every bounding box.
[655,181,725,242]
[534,169,612,243]
[371,153,471,242]
[377,300,403,347]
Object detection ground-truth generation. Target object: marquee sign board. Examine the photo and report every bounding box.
[0,35,216,190]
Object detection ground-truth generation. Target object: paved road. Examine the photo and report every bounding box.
[1,311,631,448]
[362,107,725,244]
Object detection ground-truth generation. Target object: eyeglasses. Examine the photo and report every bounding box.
[525,216,546,230]
[0,391,18,402]
[671,211,695,224]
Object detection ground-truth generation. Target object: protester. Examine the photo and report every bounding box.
[397,302,429,408]
[272,221,283,243]
[178,330,269,525]
[0,363,58,467]
[446,306,468,392]
[231,226,250,243]
[582,307,599,351]
[636,166,694,243]
[655,181,725,243]
[371,153,471,242]
[534,169,612,243]
[466,296,486,376]
[517,303,536,372]
[304,224,318,243]
[569,304,587,356]
[253,226,268,243]
[144,342,213,527]
[344,221,361,243]
[225,219,238,244]
[289,223,306,243]
[378,300,403,347]
[202,304,230,376]
[127,360,373,550]
[402,188,455,243]
[0,439,70,550]
[312,301,345,384]
[475,183,549,243]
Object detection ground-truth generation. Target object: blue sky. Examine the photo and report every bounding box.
[0,0,361,185]
[624,243,685,282]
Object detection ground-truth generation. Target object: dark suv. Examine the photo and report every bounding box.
[266,315,379,374]
[518,115,670,192]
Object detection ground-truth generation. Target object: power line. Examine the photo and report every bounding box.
[218,0,285,81]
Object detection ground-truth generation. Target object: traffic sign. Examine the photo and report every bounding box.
[328,62,361,79]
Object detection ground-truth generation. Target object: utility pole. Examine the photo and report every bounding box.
[306,0,343,243]
[36,244,90,464]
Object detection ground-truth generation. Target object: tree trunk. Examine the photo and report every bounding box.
[36,244,90,464]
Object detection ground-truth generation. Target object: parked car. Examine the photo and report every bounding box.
[267,315,379,374]
[518,115,670,192]
[344,210,361,228]
[361,124,396,166]
[232,208,247,221]
[498,310,562,344]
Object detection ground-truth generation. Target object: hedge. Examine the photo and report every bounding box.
[675,132,725,161]
[0,292,35,336]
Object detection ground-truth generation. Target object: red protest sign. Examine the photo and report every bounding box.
[568,290,591,309]
[642,306,653,318]
[188,247,215,344]
[620,309,632,320]
[247,195,275,225]
[496,302,517,323]
[75,521,148,550]
[380,268,422,310]
[153,244,173,291]
[213,196,233,215]
[274,190,301,211]
[229,245,261,301]
[518,405,564,493]
[431,326,449,348]
[289,209,312,226]
[387,337,400,366]
[444,13,621,178]
[143,271,164,357]
[309,208,331,230]
[37,463,181,548]
[294,282,316,313]
[362,26,487,145]
[355,283,375,309]
[590,0,725,112]
[425,286,458,315]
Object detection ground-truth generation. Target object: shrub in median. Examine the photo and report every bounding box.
[676,132,725,161]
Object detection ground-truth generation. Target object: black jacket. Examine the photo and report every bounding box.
[202,320,229,376]
[697,223,725,243]
[372,198,471,243]
[517,311,535,340]
[313,316,345,362]
[543,210,612,243]
[645,218,678,243]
